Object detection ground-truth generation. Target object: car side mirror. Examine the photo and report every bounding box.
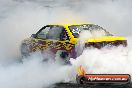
[31,34,36,38]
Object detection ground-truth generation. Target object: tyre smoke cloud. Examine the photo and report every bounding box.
[0,53,73,88]
[0,0,132,88]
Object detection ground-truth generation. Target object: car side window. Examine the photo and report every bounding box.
[47,26,69,40]
[37,26,50,39]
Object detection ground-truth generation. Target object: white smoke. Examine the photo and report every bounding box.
[0,0,132,88]
[0,52,74,88]
[71,44,132,74]
[72,30,132,76]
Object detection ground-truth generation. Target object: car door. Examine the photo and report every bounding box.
[31,25,75,57]
[46,25,75,56]
[31,25,53,52]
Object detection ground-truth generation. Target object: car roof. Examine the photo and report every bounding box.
[48,23,94,27]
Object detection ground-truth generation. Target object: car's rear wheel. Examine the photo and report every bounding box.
[21,43,30,57]
[55,50,70,65]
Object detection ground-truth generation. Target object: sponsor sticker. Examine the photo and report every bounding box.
[85,74,130,83]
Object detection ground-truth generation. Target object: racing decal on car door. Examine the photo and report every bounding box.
[50,41,75,51]
[30,39,74,54]
[30,39,53,52]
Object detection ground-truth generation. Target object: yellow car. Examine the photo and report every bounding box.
[21,24,127,63]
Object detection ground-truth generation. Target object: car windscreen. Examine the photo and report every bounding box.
[68,24,112,38]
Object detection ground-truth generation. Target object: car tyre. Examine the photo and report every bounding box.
[55,50,71,65]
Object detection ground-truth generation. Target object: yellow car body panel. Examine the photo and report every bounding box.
[86,36,127,42]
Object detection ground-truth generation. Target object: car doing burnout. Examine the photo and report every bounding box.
[21,24,127,63]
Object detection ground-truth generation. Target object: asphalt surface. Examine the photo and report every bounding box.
[54,83,132,88]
